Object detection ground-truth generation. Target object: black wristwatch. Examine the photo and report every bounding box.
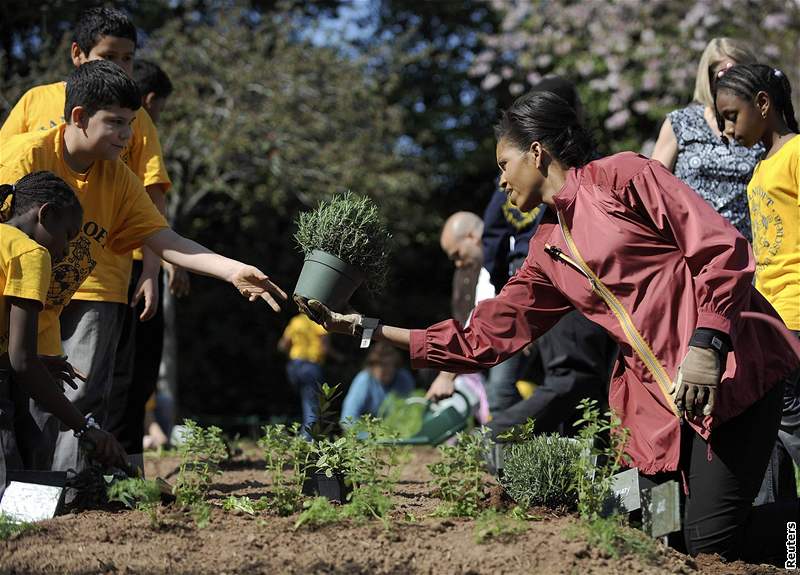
[689,328,731,359]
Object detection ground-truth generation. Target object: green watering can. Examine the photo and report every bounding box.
[378,389,472,446]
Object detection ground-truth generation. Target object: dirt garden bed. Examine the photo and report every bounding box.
[0,446,784,575]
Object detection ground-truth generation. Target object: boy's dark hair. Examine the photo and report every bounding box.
[495,91,596,168]
[65,60,141,122]
[133,59,173,99]
[714,63,799,133]
[73,7,137,55]
[0,171,82,222]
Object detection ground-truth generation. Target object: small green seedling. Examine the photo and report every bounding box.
[107,478,163,528]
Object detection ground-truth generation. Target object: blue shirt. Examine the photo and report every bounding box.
[340,368,416,425]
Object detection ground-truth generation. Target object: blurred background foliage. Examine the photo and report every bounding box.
[1,0,798,424]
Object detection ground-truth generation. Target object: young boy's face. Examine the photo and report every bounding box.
[72,106,136,161]
[72,35,135,77]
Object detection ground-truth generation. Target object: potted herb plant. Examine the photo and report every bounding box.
[293,192,390,311]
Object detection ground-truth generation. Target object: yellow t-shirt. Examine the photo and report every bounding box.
[0,81,171,265]
[0,224,52,356]
[281,314,327,364]
[0,125,170,354]
[747,134,800,330]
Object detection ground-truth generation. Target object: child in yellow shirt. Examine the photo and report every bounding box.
[278,314,329,436]
[0,172,127,497]
[715,63,800,504]
[0,60,287,476]
[0,7,172,328]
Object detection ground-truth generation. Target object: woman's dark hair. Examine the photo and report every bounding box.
[365,341,401,369]
[0,172,82,223]
[65,59,141,122]
[714,63,799,133]
[73,7,137,55]
[495,91,596,168]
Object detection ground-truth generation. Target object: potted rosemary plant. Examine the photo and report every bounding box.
[293,193,390,311]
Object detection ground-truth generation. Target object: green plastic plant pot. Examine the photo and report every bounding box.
[294,249,365,312]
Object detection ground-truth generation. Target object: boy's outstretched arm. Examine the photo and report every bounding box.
[8,298,128,467]
[144,229,288,311]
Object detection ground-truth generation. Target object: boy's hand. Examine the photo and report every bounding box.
[132,270,159,321]
[38,355,86,391]
[83,428,128,469]
[230,265,287,311]
[164,261,191,298]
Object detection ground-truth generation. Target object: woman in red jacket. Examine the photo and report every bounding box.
[302,91,799,563]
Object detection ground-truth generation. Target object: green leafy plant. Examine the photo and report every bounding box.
[428,428,490,518]
[222,495,258,516]
[501,432,582,510]
[294,192,391,292]
[473,509,529,544]
[572,399,631,520]
[258,422,313,516]
[0,513,37,540]
[293,496,340,530]
[567,515,660,562]
[107,478,163,528]
[174,419,228,527]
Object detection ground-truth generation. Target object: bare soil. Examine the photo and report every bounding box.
[0,447,784,575]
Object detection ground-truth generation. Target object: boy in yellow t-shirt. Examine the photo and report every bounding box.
[0,61,287,475]
[278,314,329,435]
[0,172,127,497]
[0,8,173,325]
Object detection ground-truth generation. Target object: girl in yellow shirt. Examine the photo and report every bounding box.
[715,64,800,506]
[0,172,127,497]
[715,63,799,331]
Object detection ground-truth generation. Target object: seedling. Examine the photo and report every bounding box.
[107,478,162,528]
[222,495,257,515]
[293,496,340,530]
[174,420,227,527]
[473,509,529,544]
[0,513,37,540]
[428,428,490,518]
[572,399,631,521]
[258,422,313,515]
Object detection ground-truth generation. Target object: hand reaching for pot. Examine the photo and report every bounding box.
[296,297,362,336]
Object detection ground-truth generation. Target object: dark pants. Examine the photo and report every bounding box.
[488,311,617,440]
[678,378,798,564]
[107,260,165,453]
[285,359,323,436]
[756,332,800,505]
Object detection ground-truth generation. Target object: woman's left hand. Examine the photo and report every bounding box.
[672,346,720,418]
[230,265,287,311]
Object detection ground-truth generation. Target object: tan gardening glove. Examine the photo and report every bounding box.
[672,346,720,419]
[294,297,362,336]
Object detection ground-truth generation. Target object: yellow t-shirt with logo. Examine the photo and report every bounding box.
[747,134,800,330]
[0,125,169,354]
[281,314,328,364]
[0,81,171,268]
[0,224,52,356]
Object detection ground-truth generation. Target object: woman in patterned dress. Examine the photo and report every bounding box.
[652,37,761,241]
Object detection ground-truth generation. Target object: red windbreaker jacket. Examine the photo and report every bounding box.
[410,152,799,474]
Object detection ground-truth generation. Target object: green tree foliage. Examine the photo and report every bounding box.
[473,0,800,153]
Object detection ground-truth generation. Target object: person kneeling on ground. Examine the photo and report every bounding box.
[340,342,415,427]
